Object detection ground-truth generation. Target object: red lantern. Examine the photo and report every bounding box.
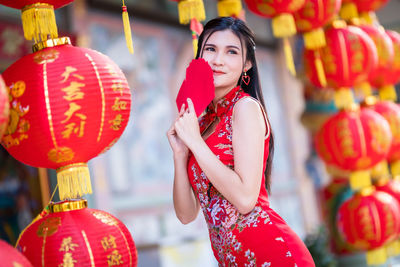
[0,240,32,267]
[340,0,389,24]
[244,0,306,75]
[385,30,400,86]
[368,101,400,163]
[315,107,392,171]
[0,75,9,139]
[0,0,74,42]
[336,188,400,265]
[358,25,395,100]
[305,24,377,89]
[17,199,138,267]
[1,37,131,200]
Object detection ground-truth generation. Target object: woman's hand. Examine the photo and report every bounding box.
[167,104,189,159]
[174,98,202,150]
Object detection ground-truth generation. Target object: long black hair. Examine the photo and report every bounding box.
[195,17,274,193]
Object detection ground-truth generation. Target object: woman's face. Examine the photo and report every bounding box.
[201,30,251,92]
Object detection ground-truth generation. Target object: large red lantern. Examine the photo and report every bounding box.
[17,199,138,267]
[304,23,377,109]
[0,0,74,43]
[315,107,392,188]
[358,25,395,100]
[294,0,342,86]
[0,240,32,267]
[0,75,9,139]
[244,0,306,75]
[336,188,400,265]
[1,37,131,200]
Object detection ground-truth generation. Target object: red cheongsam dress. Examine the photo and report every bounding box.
[187,86,315,267]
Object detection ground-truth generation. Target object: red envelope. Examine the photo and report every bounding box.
[176,58,215,117]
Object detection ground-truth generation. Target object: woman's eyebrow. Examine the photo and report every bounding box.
[204,44,241,50]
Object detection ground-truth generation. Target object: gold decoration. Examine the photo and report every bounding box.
[48,147,75,163]
[349,170,371,191]
[92,211,118,226]
[217,0,242,17]
[177,0,206,25]
[33,37,71,52]
[56,163,92,200]
[37,217,61,237]
[34,49,60,64]
[366,247,387,265]
[50,199,88,213]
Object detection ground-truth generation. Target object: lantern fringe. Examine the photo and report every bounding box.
[283,38,296,76]
[379,85,397,101]
[304,28,326,50]
[313,50,327,87]
[217,0,242,17]
[178,0,206,25]
[334,88,355,110]
[272,13,296,38]
[57,163,92,200]
[21,3,58,43]
[339,3,358,21]
[371,160,389,179]
[386,240,400,257]
[391,160,400,177]
[366,247,387,265]
[122,1,134,54]
[349,170,371,191]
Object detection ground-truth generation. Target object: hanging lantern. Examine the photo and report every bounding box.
[339,0,389,24]
[0,75,9,139]
[386,30,400,86]
[0,0,74,43]
[217,0,243,17]
[357,25,395,101]
[1,37,131,200]
[294,0,342,86]
[304,23,377,109]
[170,0,205,57]
[244,0,307,75]
[17,199,138,266]
[0,239,33,267]
[315,107,392,189]
[336,188,400,265]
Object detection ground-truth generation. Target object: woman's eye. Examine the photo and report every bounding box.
[205,47,215,52]
[228,49,238,54]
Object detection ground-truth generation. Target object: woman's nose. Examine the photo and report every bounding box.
[212,51,224,66]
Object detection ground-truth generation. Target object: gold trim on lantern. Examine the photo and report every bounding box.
[350,170,371,191]
[84,53,106,142]
[339,3,358,21]
[21,3,58,43]
[391,160,400,177]
[334,88,357,110]
[386,240,400,257]
[358,185,375,196]
[49,199,88,213]
[33,37,71,52]
[360,12,377,25]
[81,230,96,267]
[331,20,347,29]
[304,28,326,50]
[366,247,387,265]
[272,13,296,38]
[371,160,389,179]
[56,163,93,200]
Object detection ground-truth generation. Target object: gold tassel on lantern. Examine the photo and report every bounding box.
[21,3,58,43]
[379,85,397,101]
[56,163,92,200]
[391,160,400,178]
[217,0,243,17]
[122,0,134,54]
[272,14,297,75]
[178,0,206,25]
[339,2,359,21]
[334,88,356,110]
[366,247,387,265]
[349,170,372,191]
[313,50,327,87]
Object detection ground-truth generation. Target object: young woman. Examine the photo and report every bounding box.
[167,17,315,266]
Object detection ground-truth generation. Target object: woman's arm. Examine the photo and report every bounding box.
[167,104,200,224]
[172,154,200,224]
[175,98,266,215]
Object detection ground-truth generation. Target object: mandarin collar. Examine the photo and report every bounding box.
[206,86,242,118]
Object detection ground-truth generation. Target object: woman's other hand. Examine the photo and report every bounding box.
[174,98,202,149]
[167,103,189,159]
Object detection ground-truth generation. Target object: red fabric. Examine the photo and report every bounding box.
[176,59,214,117]
[0,240,32,267]
[187,86,315,266]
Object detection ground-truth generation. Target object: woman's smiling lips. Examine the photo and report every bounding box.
[213,70,225,75]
